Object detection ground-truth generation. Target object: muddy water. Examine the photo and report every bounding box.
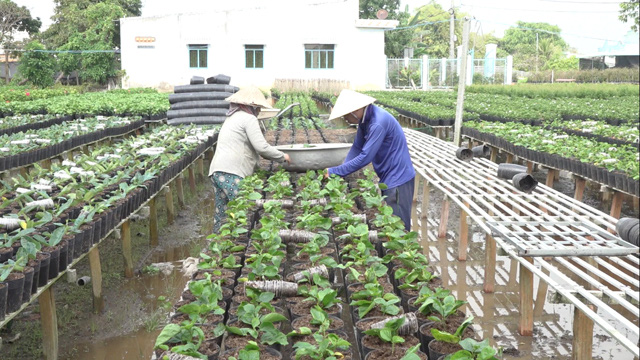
[62,268,187,360]
[55,185,216,360]
[419,190,639,360]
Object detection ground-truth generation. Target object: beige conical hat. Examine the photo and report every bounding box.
[225,86,272,109]
[328,89,376,120]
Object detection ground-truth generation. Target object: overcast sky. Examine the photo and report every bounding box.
[14,0,637,55]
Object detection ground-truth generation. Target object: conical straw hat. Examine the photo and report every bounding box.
[328,89,376,120]
[225,86,272,109]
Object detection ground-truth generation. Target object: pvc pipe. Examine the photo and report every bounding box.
[512,173,538,193]
[455,147,473,161]
[25,199,55,210]
[471,144,490,158]
[0,217,22,230]
[77,276,91,286]
[496,163,528,179]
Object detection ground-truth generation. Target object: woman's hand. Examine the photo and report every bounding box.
[283,154,291,163]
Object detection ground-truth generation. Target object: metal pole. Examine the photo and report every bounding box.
[536,33,538,72]
[449,1,455,60]
[453,17,471,147]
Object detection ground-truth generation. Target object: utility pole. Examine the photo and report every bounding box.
[449,0,455,61]
[453,17,471,147]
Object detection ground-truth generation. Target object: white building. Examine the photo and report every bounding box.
[120,0,397,91]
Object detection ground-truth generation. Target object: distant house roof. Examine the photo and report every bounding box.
[580,30,639,58]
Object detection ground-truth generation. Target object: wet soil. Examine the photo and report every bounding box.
[0,170,215,360]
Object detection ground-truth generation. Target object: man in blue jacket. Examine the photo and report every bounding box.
[325,89,416,231]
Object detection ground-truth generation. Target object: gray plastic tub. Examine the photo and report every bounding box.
[275,143,352,172]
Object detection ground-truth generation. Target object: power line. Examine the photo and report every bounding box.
[537,0,622,4]
[387,19,451,31]
[460,3,620,13]
[477,19,626,42]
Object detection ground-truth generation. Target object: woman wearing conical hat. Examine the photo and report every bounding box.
[208,86,291,232]
[325,89,415,231]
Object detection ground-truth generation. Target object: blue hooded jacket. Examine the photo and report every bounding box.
[328,104,415,189]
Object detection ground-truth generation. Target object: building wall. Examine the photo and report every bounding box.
[120,0,389,91]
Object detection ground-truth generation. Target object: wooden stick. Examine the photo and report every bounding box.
[458,202,469,261]
[165,185,175,225]
[420,181,431,244]
[609,191,624,220]
[526,161,534,174]
[121,220,134,278]
[39,288,58,360]
[572,306,595,360]
[533,264,550,317]
[176,176,185,208]
[484,233,497,293]
[88,247,104,314]
[489,146,498,163]
[188,166,197,193]
[519,257,534,336]
[506,153,514,163]
[411,176,421,232]
[546,169,556,188]
[41,158,52,170]
[149,197,159,246]
[197,157,204,178]
[574,177,587,202]
[438,197,450,239]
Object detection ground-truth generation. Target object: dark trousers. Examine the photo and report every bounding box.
[381,177,415,232]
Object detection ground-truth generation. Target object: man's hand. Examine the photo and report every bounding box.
[323,169,330,179]
[283,154,291,163]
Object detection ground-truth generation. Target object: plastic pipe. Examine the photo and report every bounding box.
[471,144,491,158]
[455,147,473,161]
[512,173,538,193]
[497,163,528,179]
[616,218,640,246]
[77,276,91,286]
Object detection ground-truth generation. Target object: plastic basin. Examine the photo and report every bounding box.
[275,143,352,172]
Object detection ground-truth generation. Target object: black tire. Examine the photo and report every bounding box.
[173,84,238,94]
[171,100,230,110]
[169,92,233,104]
[206,74,231,84]
[167,116,227,125]
[190,76,205,85]
[167,108,228,119]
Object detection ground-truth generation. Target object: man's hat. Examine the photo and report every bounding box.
[328,89,376,121]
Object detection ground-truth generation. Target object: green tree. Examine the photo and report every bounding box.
[16,40,56,87]
[42,0,141,49]
[500,21,568,71]
[470,31,508,58]
[42,0,136,85]
[405,2,464,59]
[544,55,579,71]
[384,7,412,57]
[360,0,400,19]
[619,0,639,32]
[0,0,41,83]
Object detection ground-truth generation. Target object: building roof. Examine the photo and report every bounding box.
[580,30,639,58]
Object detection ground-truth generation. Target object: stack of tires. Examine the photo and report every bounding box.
[167,74,238,126]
